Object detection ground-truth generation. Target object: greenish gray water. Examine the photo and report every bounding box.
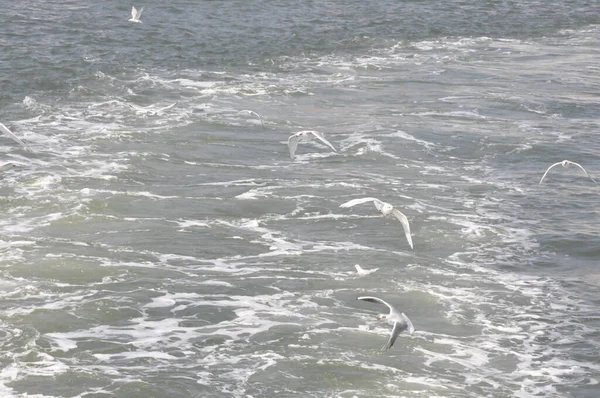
[1,1,599,397]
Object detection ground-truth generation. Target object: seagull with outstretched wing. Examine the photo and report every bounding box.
[287,130,336,159]
[539,160,596,184]
[128,6,144,23]
[340,197,414,249]
[357,296,414,351]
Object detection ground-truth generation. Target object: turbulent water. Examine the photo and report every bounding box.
[1,1,600,397]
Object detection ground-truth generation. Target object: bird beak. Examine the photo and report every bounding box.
[377,316,382,320]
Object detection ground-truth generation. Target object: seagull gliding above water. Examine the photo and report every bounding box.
[340,197,414,249]
[240,110,265,129]
[287,130,336,159]
[354,264,378,276]
[357,296,414,351]
[128,6,144,23]
[539,160,596,184]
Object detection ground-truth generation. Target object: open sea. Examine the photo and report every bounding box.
[1,1,600,397]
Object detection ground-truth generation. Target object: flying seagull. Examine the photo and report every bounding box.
[354,264,378,276]
[129,102,177,116]
[539,160,596,184]
[0,122,31,151]
[0,161,17,171]
[240,110,265,129]
[287,130,336,159]
[340,197,413,249]
[357,296,414,351]
[128,6,144,23]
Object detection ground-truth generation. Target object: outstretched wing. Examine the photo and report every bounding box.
[381,321,403,351]
[357,296,394,312]
[156,102,177,113]
[131,6,138,19]
[391,208,413,249]
[401,313,415,334]
[339,197,380,208]
[287,133,300,159]
[568,161,597,183]
[539,162,563,184]
[309,131,336,152]
[381,314,414,351]
[0,122,31,151]
[135,7,144,19]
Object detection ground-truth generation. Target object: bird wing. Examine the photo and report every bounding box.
[568,161,597,183]
[287,134,300,159]
[391,208,414,249]
[381,320,404,351]
[309,131,337,152]
[357,296,394,312]
[159,102,177,111]
[0,122,31,151]
[400,313,415,334]
[131,6,138,19]
[539,162,563,184]
[371,198,387,212]
[135,7,144,19]
[155,102,177,114]
[339,197,380,208]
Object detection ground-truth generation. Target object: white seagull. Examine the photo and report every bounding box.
[0,161,17,171]
[129,102,177,116]
[0,122,31,151]
[287,130,336,159]
[128,6,144,23]
[354,264,378,276]
[340,197,414,249]
[357,296,414,351]
[240,110,265,129]
[539,160,596,184]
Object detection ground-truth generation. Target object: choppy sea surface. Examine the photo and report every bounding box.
[1,1,600,397]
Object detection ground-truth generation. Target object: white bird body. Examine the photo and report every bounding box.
[340,197,414,249]
[354,264,378,276]
[357,296,414,351]
[0,122,31,151]
[539,160,596,184]
[287,130,336,159]
[128,6,144,23]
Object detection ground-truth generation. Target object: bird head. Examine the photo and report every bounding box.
[377,314,387,321]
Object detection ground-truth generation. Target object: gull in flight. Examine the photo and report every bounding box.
[0,161,17,171]
[0,122,31,151]
[240,110,265,129]
[340,197,413,249]
[287,130,336,159]
[129,102,177,116]
[539,160,596,184]
[128,6,144,23]
[354,264,378,276]
[357,296,414,351]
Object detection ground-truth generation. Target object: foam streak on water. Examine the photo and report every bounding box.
[1,1,600,397]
